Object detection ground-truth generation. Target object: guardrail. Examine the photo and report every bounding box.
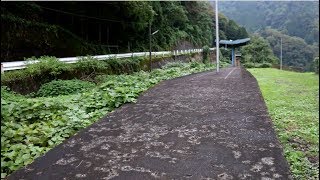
[1,48,216,72]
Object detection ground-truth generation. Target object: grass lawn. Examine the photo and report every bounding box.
[248,68,319,180]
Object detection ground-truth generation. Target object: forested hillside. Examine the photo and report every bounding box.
[259,28,317,71]
[219,1,319,45]
[1,2,248,62]
[219,1,319,71]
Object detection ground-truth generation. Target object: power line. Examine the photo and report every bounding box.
[39,5,149,25]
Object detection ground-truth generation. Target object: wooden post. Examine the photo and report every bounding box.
[232,48,235,66]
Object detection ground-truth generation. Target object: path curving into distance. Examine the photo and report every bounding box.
[9,67,292,180]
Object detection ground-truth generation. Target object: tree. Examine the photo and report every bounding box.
[260,28,316,71]
[1,1,248,61]
[241,34,278,64]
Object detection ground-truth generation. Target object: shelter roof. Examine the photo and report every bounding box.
[219,38,250,47]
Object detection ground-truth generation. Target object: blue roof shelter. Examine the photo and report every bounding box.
[217,38,250,66]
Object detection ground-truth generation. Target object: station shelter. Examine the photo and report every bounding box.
[218,38,250,67]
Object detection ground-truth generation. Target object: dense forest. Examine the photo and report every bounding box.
[1,2,248,62]
[219,1,319,71]
[219,1,319,45]
[259,28,317,71]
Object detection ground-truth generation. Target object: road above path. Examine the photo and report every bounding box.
[9,67,292,180]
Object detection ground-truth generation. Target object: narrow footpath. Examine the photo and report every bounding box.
[9,67,292,180]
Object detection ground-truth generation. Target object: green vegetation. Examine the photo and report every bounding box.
[1,61,229,178]
[241,35,278,67]
[248,68,319,179]
[1,55,147,95]
[242,62,272,69]
[36,79,95,97]
[219,1,319,71]
[202,45,210,63]
[1,2,248,62]
[213,13,248,41]
[219,1,319,45]
[259,28,317,72]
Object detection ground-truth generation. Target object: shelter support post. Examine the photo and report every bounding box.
[231,48,235,67]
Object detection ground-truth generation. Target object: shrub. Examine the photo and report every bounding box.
[25,56,69,76]
[202,45,210,63]
[106,57,142,74]
[243,62,272,68]
[1,69,29,83]
[243,62,255,68]
[190,61,202,68]
[1,56,146,95]
[258,63,272,68]
[1,86,26,101]
[2,53,204,95]
[36,79,95,97]
[220,61,231,68]
[162,61,186,69]
[1,56,68,83]
[74,56,109,74]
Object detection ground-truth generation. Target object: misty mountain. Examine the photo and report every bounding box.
[219,1,319,45]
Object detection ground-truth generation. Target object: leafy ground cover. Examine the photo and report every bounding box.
[1,61,229,178]
[36,79,95,97]
[248,68,319,179]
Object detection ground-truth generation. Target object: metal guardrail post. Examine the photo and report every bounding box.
[1,64,3,74]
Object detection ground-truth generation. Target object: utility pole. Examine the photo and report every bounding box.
[149,21,152,72]
[280,37,283,70]
[215,0,220,72]
[148,21,159,72]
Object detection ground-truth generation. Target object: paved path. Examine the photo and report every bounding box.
[9,67,292,180]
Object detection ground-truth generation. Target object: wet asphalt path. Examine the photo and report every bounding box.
[9,67,292,180]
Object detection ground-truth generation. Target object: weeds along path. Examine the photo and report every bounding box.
[9,67,292,179]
